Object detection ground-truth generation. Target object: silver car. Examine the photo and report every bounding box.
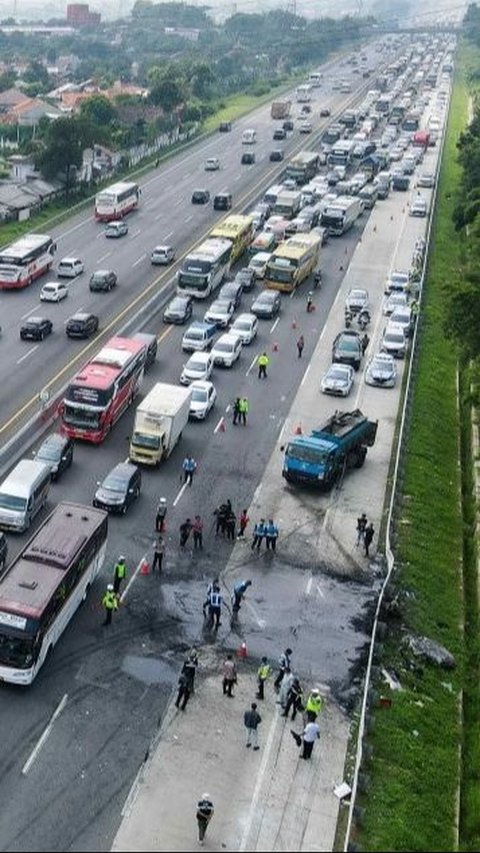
[384,291,408,316]
[345,288,369,314]
[365,352,397,387]
[321,363,354,397]
[381,322,407,358]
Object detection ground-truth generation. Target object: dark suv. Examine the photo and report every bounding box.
[35,432,74,481]
[219,121,232,132]
[332,330,363,371]
[66,312,99,339]
[89,269,117,292]
[20,317,52,341]
[93,462,141,514]
[191,189,210,204]
[241,152,255,165]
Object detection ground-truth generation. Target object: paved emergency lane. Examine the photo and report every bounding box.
[0,41,388,440]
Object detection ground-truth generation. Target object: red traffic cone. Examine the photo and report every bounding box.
[237,641,248,659]
[295,424,303,435]
[219,418,226,432]
[140,558,150,575]
[292,319,297,329]
[272,342,279,352]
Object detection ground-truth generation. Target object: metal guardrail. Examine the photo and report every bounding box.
[343,78,453,851]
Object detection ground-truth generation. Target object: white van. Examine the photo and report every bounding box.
[0,460,51,532]
[242,128,257,144]
[57,257,84,278]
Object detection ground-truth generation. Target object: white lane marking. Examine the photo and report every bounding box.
[121,550,150,604]
[239,708,281,852]
[185,215,193,223]
[252,482,262,504]
[305,576,313,596]
[97,251,111,263]
[17,345,39,365]
[96,232,104,240]
[214,416,225,434]
[22,693,68,775]
[132,253,146,268]
[225,404,231,414]
[233,174,241,181]
[21,305,41,319]
[164,231,174,240]
[316,583,325,599]
[173,481,188,507]
[154,213,163,221]
[246,354,257,376]
[300,363,311,387]
[174,199,183,207]
[269,317,280,335]
[57,219,92,242]
[131,229,141,239]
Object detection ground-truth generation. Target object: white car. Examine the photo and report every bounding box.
[180,351,214,385]
[189,380,217,420]
[417,172,435,188]
[385,270,410,295]
[299,121,313,134]
[381,322,407,358]
[410,196,428,217]
[320,363,354,397]
[40,281,68,302]
[383,291,409,315]
[390,306,413,337]
[151,245,175,265]
[205,157,220,171]
[211,333,243,367]
[248,251,272,280]
[204,299,235,328]
[230,313,258,345]
[365,352,397,387]
[57,257,84,278]
[345,288,369,314]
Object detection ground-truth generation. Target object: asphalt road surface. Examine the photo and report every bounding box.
[0,34,431,853]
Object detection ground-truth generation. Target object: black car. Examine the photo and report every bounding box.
[332,330,363,371]
[35,432,74,481]
[251,289,281,319]
[93,462,141,515]
[219,121,232,132]
[301,104,312,114]
[241,152,255,165]
[213,192,232,211]
[283,119,294,132]
[273,128,286,141]
[66,312,99,339]
[191,189,210,204]
[320,108,331,117]
[269,149,284,162]
[89,269,117,292]
[234,267,256,292]
[20,317,52,341]
[219,279,243,309]
[132,332,158,370]
[163,295,193,325]
[0,532,7,574]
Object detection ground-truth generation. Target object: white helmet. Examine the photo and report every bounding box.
[159,497,167,505]
[107,583,114,591]
[202,792,211,800]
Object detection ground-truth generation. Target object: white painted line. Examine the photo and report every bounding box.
[252,482,262,504]
[154,213,163,221]
[305,576,313,596]
[316,583,325,599]
[269,317,280,335]
[21,305,41,320]
[246,354,257,376]
[278,420,289,441]
[131,229,141,239]
[214,416,225,435]
[120,550,150,603]
[300,363,311,387]
[185,215,193,223]
[173,481,188,507]
[174,199,183,207]
[22,693,68,775]
[239,708,281,852]
[97,251,111,264]
[225,404,231,413]
[164,231,173,240]
[96,232,104,240]
[233,174,241,181]
[17,345,39,365]
[132,253,146,268]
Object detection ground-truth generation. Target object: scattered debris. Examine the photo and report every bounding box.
[406,635,456,669]
[441,681,453,693]
[412,729,419,737]
[334,782,352,800]
[381,668,403,691]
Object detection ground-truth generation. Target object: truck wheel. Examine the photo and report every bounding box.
[353,447,367,468]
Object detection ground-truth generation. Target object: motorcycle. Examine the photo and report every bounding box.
[344,309,353,328]
[313,270,322,289]
[357,309,371,331]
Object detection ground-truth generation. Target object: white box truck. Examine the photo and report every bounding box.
[129,383,192,466]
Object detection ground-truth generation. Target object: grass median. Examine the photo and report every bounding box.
[356,52,468,852]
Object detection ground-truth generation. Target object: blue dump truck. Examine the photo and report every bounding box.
[282,409,378,489]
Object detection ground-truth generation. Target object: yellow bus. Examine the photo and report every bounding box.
[264,233,321,293]
[210,214,254,264]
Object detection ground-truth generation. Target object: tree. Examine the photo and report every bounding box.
[0,70,16,92]
[80,94,117,127]
[36,116,96,194]
[189,62,216,99]
[148,66,187,114]
[23,60,51,90]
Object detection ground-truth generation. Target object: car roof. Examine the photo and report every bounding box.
[258,290,277,299]
[153,245,172,252]
[187,350,211,361]
[38,432,68,450]
[215,332,242,344]
[191,379,214,391]
[70,312,93,320]
[59,256,81,263]
[25,316,46,323]
[385,322,406,333]
[234,313,256,322]
[92,269,112,276]
[42,281,61,288]
[106,462,137,479]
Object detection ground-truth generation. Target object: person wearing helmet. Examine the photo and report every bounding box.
[306,292,314,313]
[102,584,118,627]
[196,793,214,844]
[305,687,323,721]
[156,497,168,532]
[113,555,127,594]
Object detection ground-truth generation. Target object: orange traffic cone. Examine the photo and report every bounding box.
[140,558,150,575]
[292,319,297,329]
[295,424,303,435]
[272,342,279,352]
[237,641,248,659]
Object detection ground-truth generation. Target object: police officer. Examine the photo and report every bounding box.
[256,656,271,700]
[232,397,241,425]
[152,535,165,572]
[258,352,269,379]
[102,584,118,626]
[155,497,167,532]
[203,577,219,617]
[251,519,266,551]
[274,647,292,690]
[306,292,314,313]
[239,396,249,425]
[282,677,303,721]
[265,519,279,551]
[305,687,323,721]
[208,584,223,629]
[113,556,126,594]
[232,579,252,612]
[182,455,197,486]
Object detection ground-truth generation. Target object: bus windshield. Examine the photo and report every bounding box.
[63,404,101,429]
[0,630,34,669]
[268,266,295,284]
[178,273,209,289]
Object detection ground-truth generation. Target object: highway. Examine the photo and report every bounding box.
[0,40,387,444]
[0,32,448,852]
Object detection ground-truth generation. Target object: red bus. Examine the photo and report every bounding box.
[0,233,56,290]
[61,336,147,443]
[94,181,140,221]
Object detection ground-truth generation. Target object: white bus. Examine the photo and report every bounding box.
[177,238,232,299]
[0,233,56,290]
[321,196,363,236]
[327,140,356,168]
[296,84,312,103]
[0,502,108,685]
[94,181,140,221]
[309,71,323,87]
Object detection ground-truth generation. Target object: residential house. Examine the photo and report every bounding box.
[3,98,62,127]
[0,88,30,116]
